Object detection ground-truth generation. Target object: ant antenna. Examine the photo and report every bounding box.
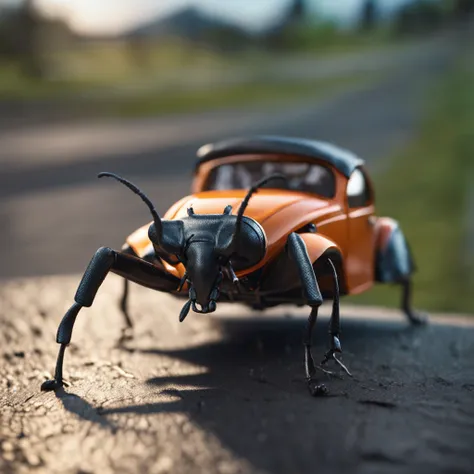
[229,173,288,250]
[98,172,162,235]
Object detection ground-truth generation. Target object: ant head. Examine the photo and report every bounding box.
[99,172,286,318]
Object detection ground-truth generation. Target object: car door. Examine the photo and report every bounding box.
[345,168,376,293]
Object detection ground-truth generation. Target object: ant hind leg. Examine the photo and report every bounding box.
[401,277,428,325]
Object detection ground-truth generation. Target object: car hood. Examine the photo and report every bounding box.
[165,189,340,247]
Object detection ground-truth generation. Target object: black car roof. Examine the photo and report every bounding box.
[196,136,364,178]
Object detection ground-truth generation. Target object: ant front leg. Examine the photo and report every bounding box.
[41,247,116,391]
[320,259,351,377]
[287,233,328,396]
[302,306,328,396]
[41,247,179,392]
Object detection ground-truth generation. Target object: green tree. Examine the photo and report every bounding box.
[454,0,474,20]
[360,0,378,31]
[0,0,72,78]
[288,0,306,24]
[394,0,446,35]
[17,0,44,77]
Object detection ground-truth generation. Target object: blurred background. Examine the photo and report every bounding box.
[0,0,473,312]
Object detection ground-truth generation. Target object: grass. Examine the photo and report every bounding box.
[281,23,404,55]
[94,74,368,119]
[0,34,388,111]
[0,53,372,118]
[0,41,234,98]
[0,60,116,100]
[347,52,474,314]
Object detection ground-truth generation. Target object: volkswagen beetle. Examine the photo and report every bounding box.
[41,135,426,396]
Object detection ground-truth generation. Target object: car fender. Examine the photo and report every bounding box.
[374,217,415,283]
[125,222,184,279]
[259,231,345,298]
[299,233,342,263]
[125,222,151,258]
[299,233,346,292]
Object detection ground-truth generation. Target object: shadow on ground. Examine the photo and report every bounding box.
[57,314,474,474]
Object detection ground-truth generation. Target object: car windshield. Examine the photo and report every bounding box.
[203,159,336,198]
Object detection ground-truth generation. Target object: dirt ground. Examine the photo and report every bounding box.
[1,275,473,474]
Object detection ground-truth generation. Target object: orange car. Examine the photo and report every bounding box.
[42,136,426,396]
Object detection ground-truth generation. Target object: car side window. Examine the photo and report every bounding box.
[347,169,371,208]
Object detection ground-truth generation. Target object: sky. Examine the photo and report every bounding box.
[2,0,414,35]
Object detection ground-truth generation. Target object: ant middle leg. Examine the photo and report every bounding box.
[286,233,328,396]
[118,245,168,339]
[118,246,136,340]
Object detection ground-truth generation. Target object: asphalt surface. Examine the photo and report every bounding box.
[1,35,473,474]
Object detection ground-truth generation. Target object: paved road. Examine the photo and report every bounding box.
[0,36,456,279]
[1,276,473,474]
